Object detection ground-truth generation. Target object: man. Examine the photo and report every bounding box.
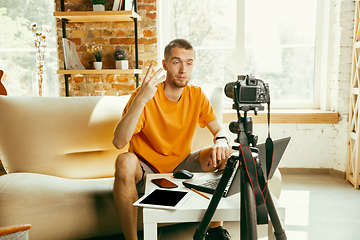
[113,39,231,240]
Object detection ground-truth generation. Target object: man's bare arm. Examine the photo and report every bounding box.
[113,63,165,149]
[207,120,230,167]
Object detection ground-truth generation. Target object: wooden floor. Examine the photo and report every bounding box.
[1,165,359,240]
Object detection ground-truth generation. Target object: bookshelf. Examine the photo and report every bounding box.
[57,69,142,75]
[53,10,141,22]
[54,1,140,96]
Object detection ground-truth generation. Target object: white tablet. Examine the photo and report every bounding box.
[133,188,190,210]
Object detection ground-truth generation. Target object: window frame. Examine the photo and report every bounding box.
[157,0,334,111]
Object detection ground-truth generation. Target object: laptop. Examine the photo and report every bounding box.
[183,136,291,197]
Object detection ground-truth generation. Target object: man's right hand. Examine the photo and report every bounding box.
[113,62,165,149]
[135,62,165,106]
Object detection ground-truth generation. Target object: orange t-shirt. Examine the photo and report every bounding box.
[122,83,217,173]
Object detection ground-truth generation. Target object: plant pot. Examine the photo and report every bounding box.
[93,4,105,11]
[116,60,129,69]
[94,62,102,70]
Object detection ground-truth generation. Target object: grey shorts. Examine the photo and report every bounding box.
[136,150,204,194]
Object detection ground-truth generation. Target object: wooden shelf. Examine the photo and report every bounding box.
[53,10,141,22]
[57,69,142,75]
[223,110,339,124]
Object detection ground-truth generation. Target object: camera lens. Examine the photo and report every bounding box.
[224,81,236,99]
[229,121,239,134]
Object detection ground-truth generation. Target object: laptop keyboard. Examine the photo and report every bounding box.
[199,167,238,191]
[200,175,223,189]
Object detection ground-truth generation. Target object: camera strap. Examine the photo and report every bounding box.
[238,126,268,224]
[238,103,274,224]
[266,102,274,181]
[259,103,274,200]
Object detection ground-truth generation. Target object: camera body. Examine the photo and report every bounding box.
[225,74,270,107]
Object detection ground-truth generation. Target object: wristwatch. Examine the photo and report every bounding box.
[215,136,229,144]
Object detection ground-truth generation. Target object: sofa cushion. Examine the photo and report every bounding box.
[0,96,129,179]
[0,173,131,239]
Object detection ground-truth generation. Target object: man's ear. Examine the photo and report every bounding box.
[162,59,167,70]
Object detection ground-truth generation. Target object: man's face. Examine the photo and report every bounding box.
[162,47,195,88]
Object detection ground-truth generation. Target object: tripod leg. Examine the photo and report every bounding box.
[241,165,257,240]
[193,157,238,240]
[265,192,287,240]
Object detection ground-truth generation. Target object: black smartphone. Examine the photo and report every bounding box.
[151,178,178,189]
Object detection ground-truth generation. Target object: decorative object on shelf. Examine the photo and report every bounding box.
[124,0,134,10]
[30,22,51,96]
[92,0,108,11]
[112,0,123,11]
[114,46,129,69]
[62,39,85,70]
[93,62,103,70]
[88,46,104,70]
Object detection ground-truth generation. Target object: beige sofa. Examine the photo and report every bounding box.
[0,88,282,240]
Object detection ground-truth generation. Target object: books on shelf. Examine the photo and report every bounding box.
[124,0,133,10]
[112,0,132,11]
[112,0,122,11]
[62,38,85,70]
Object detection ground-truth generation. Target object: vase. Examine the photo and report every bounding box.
[32,70,47,96]
[93,4,105,11]
[94,62,102,70]
[116,60,129,69]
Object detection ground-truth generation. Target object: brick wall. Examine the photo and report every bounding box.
[331,0,354,115]
[54,0,158,96]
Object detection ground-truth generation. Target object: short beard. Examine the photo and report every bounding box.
[172,79,189,88]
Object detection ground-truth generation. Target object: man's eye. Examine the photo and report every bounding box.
[188,62,193,66]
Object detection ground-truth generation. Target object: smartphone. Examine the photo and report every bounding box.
[151,178,178,189]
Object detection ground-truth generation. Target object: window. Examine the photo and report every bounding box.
[0,0,58,96]
[158,0,332,109]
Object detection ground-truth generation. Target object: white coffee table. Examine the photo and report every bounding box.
[142,173,285,240]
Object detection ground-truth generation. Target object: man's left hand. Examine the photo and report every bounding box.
[210,139,230,168]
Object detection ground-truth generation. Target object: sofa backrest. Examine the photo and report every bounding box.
[0,87,223,179]
[0,96,130,179]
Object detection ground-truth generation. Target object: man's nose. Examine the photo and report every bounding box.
[179,63,186,73]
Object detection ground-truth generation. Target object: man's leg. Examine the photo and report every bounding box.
[113,152,144,240]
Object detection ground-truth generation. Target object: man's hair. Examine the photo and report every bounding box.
[164,38,195,61]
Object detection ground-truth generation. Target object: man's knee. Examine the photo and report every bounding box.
[115,152,139,178]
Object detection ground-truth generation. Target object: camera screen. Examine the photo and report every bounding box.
[240,87,257,102]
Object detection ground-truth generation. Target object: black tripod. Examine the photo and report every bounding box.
[193,106,287,240]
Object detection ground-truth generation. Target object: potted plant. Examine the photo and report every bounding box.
[87,46,103,70]
[92,0,108,11]
[114,46,129,69]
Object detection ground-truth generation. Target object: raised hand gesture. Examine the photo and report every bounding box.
[136,62,165,105]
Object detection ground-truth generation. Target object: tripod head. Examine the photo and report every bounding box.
[228,111,258,149]
[224,74,269,148]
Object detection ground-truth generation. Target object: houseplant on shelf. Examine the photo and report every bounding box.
[87,46,103,70]
[92,0,108,11]
[114,46,129,69]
